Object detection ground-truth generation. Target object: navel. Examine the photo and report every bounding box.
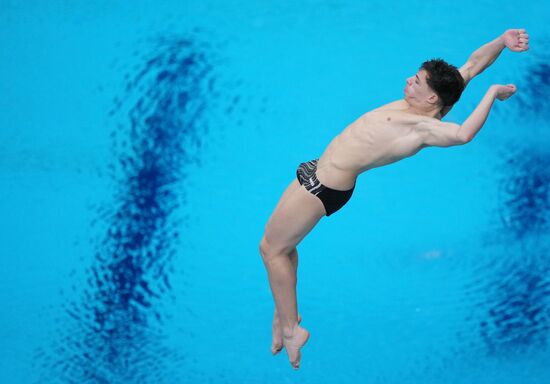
[386,117,391,121]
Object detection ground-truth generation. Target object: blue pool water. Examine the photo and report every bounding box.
[1,1,549,383]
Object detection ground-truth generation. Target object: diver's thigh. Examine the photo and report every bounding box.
[264,185,326,254]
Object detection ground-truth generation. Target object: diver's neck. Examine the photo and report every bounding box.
[403,100,441,119]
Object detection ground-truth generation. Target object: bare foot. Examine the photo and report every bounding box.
[271,312,302,355]
[283,325,310,370]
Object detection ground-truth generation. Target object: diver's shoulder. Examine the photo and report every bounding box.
[370,99,408,112]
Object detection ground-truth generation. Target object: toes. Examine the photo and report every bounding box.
[291,356,301,369]
[271,344,283,355]
[271,331,283,355]
[290,350,301,369]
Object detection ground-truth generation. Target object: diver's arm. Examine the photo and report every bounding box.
[439,40,502,119]
[420,84,516,147]
[440,29,528,120]
[462,29,529,86]
[440,36,505,119]
[460,84,516,142]
[463,37,506,82]
[420,87,498,147]
[457,87,498,142]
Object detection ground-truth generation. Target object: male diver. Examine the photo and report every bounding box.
[259,28,529,370]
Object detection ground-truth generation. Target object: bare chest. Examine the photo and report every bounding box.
[344,107,423,150]
[326,104,426,170]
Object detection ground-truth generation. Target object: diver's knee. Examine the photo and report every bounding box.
[260,236,292,260]
[259,236,270,259]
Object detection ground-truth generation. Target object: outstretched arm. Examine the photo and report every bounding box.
[440,28,529,119]
[419,84,517,147]
[460,28,529,86]
[458,84,516,142]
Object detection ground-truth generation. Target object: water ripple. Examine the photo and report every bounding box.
[34,34,222,383]
[497,148,550,241]
[515,60,550,119]
[467,145,550,357]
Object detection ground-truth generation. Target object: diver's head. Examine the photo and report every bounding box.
[405,58,465,112]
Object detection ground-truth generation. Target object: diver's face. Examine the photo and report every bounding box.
[405,69,429,99]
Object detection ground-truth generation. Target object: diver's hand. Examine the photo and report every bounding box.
[491,84,517,101]
[501,29,529,52]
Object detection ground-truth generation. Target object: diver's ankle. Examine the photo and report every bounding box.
[282,323,300,338]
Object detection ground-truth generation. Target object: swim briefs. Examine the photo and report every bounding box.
[296,159,355,216]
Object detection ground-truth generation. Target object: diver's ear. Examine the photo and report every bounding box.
[427,92,439,106]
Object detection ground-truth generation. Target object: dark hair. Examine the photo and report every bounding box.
[420,58,465,107]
